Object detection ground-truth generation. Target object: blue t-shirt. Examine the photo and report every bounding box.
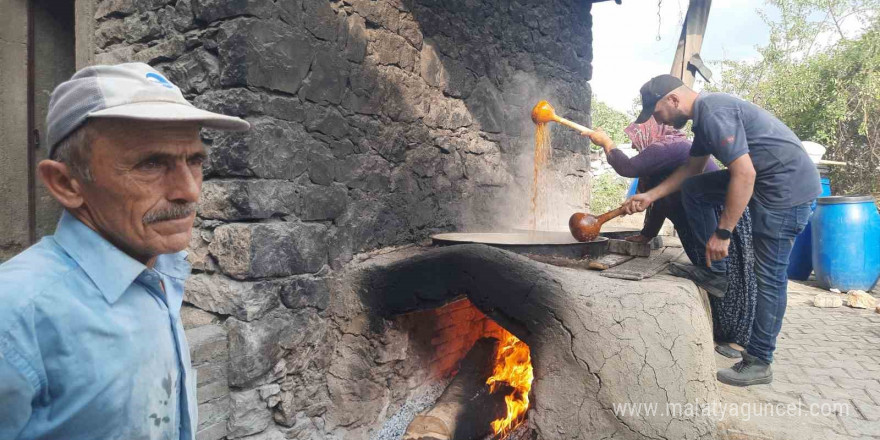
[690,92,821,208]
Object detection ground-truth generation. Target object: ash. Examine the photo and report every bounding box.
[370,377,452,440]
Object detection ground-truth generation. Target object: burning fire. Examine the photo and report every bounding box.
[486,330,534,437]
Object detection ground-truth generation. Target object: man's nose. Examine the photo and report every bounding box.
[166,160,201,203]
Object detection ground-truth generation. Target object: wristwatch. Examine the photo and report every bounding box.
[714,228,732,240]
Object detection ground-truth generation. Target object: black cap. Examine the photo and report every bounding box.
[634,74,684,123]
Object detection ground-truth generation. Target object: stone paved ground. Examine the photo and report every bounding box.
[716,280,880,439]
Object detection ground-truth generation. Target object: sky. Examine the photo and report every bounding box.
[590,0,773,113]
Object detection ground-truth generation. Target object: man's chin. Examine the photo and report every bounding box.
[146,218,195,252]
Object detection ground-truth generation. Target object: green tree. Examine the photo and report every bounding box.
[590,95,632,145]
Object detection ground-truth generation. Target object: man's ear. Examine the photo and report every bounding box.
[37,160,85,209]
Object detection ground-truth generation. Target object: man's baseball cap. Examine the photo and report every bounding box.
[634,74,685,124]
[46,62,249,157]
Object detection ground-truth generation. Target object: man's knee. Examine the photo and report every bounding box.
[681,176,701,202]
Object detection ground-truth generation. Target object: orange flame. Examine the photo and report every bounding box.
[486,330,534,437]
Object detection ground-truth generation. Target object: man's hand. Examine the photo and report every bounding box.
[622,193,654,214]
[705,234,731,268]
[583,128,614,150]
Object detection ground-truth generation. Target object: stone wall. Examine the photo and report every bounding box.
[91,0,594,438]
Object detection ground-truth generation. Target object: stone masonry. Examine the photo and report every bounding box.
[90,0,595,438]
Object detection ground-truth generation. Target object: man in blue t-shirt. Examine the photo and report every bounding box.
[623,75,821,387]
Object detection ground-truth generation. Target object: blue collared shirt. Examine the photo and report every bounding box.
[0,211,196,440]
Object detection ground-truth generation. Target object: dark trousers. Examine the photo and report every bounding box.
[681,170,813,363]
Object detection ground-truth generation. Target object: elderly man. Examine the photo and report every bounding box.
[0,63,248,439]
[624,75,820,386]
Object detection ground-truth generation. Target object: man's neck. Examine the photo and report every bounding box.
[683,91,699,120]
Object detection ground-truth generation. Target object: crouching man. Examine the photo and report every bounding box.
[0,63,248,439]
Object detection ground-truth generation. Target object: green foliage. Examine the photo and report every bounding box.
[590,172,631,214]
[706,0,880,197]
[590,95,631,145]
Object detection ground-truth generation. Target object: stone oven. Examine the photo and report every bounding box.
[45,0,727,439]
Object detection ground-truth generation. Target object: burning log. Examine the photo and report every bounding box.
[403,338,509,440]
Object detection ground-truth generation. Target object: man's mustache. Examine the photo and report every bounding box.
[143,203,196,225]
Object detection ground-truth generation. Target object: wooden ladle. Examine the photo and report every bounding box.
[569,207,628,242]
[530,100,594,135]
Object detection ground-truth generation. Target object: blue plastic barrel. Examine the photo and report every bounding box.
[812,196,880,291]
[626,177,639,198]
[787,177,832,280]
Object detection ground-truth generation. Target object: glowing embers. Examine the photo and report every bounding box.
[530,122,553,230]
[486,329,533,437]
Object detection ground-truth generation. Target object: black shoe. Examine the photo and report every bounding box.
[668,262,728,298]
[717,351,773,386]
[715,343,743,359]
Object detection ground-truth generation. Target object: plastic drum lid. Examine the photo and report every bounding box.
[817,195,875,204]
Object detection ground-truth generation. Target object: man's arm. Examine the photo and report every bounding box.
[719,154,755,230]
[0,355,36,439]
[705,153,756,264]
[623,155,708,214]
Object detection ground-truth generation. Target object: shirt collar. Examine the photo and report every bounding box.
[53,211,189,304]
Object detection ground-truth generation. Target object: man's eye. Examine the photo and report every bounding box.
[188,156,205,167]
[138,159,164,170]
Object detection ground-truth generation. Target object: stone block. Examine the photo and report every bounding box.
[370,31,418,72]
[300,51,347,105]
[244,426,287,440]
[814,293,843,308]
[465,77,505,133]
[197,362,229,387]
[302,0,337,41]
[197,395,230,431]
[186,229,218,273]
[227,308,325,386]
[208,117,324,181]
[161,47,219,94]
[297,183,349,221]
[199,179,299,221]
[195,420,228,440]
[278,274,330,311]
[846,290,877,309]
[95,19,127,49]
[185,273,281,321]
[133,34,186,64]
[342,14,367,63]
[209,222,329,279]
[197,378,230,404]
[187,324,228,366]
[194,88,266,119]
[227,389,273,438]
[95,0,169,18]
[123,11,164,44]
[181,304,221,329]
[191,0,278,23]
[219,19,316,95]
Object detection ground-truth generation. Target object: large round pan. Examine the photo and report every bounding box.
[431,231,608,260]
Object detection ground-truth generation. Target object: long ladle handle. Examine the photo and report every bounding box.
[553,115,595,135]
[597,206,627,225]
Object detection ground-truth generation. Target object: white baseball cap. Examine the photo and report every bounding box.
[46,62,249,156]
